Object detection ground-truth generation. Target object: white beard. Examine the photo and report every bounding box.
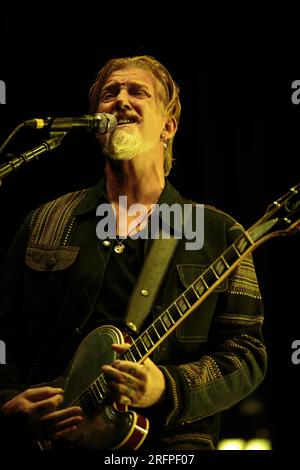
[102,126,153,160]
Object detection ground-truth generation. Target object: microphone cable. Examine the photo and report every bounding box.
[0,122,25,157]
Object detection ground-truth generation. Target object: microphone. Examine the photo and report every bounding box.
[23,113,117,133]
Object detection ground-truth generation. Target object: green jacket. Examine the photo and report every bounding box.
[0,178,267,449]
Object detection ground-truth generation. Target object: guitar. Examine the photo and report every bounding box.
[35,182,300,450]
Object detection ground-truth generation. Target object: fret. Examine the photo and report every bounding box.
[97,376,107,395]
[167,310,175,324]
[95,379,105,397]
[233,243,242,257]
[141,331,153,349]
[159,317,168,332]
[182,293,191,307]
[131,342,143,359]
[91,382,100,399]
[136,337,149,355]
[202,267,219,288]
[147,324,161,344]
[90,384,101,403]
[221,255,230,269]
[191,284,200,299]
[90,385,99,401]
[145,330,155,346]
[211,265,219,279]
[154,319,167,338]
[123,348,137,363]
[152,323,161,339]
[225,245,240,264]
[93,380,102,393]
[201,275,209,289]
[167,303,183,323]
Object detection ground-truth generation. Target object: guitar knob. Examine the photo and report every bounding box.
[45,257,57,268]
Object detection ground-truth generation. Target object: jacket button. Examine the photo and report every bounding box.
[46,257,57,268]
[141,289,149,296]
[102,240,111,248]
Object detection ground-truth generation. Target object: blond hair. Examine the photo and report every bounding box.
[89,55,181,175]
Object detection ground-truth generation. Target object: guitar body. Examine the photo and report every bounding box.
[36,325,149,450]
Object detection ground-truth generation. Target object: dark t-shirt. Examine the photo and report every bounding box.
[82,236,145,333]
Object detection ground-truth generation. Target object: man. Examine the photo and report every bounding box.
[0,56,267,450]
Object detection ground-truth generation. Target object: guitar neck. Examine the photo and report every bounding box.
[122,229,255,365]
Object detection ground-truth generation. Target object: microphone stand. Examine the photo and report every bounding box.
[0,132,66,186]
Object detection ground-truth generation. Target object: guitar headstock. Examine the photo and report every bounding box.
[249,182,300,243]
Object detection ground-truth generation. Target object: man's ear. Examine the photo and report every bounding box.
[161,117,177,140]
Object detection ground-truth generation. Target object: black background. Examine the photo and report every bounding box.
[1,7,300,458]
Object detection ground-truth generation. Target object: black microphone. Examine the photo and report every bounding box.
[23,113,117,133]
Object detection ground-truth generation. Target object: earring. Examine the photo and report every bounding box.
[163,142,167,149]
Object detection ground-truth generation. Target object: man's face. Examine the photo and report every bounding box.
[97,67,167,161]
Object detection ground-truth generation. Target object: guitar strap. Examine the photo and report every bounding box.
[124,202,193,334]
[124,236,179,334]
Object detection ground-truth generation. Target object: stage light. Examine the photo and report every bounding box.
[245,439,272,450]
[218,439,246,450]
[218,438,272,450]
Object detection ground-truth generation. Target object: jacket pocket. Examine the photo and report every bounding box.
[175,263,228,343]
[26,243,79,272]
[23,244,80,345]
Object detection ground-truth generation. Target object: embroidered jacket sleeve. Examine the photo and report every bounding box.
[158,218,267,427]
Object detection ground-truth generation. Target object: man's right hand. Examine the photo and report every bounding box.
[0,386,83,441]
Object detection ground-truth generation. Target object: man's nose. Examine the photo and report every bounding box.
[115,90,132,111]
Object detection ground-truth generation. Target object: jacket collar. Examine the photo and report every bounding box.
[73,178,107,216]
[73,176,185,229]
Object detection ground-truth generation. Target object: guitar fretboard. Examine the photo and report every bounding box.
[77,373,109,415]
